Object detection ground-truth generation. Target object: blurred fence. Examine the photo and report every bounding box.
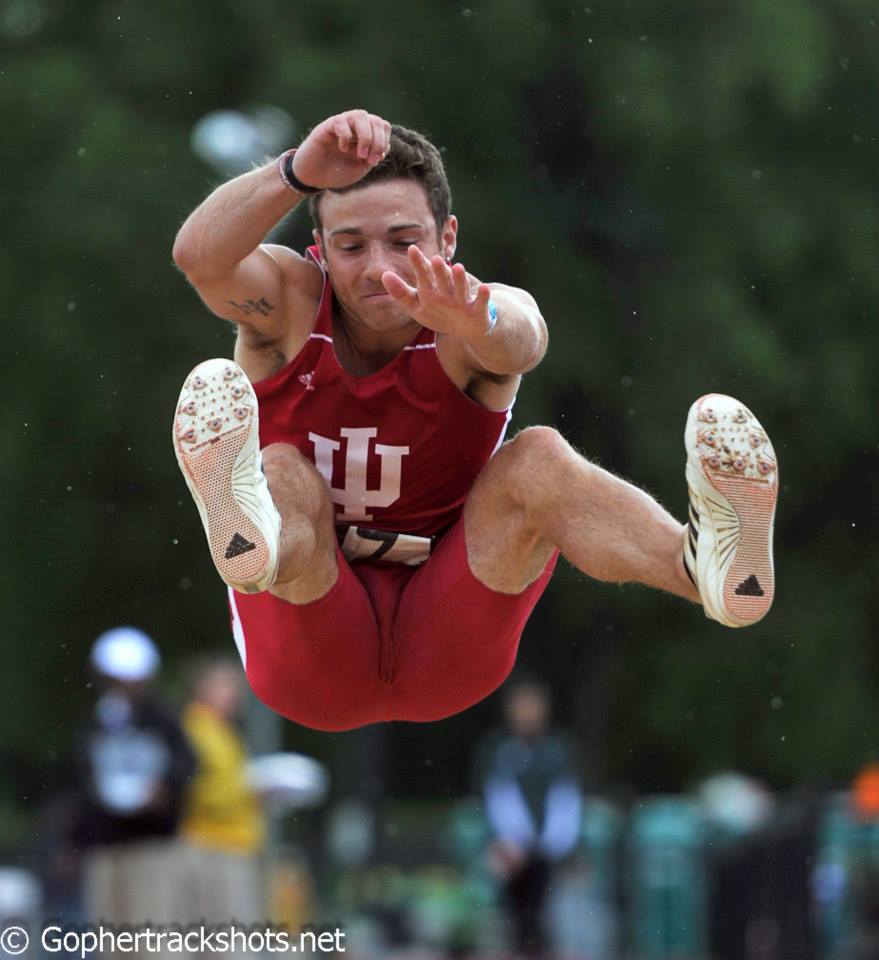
[319,788,879,958]
[6,789,879,958]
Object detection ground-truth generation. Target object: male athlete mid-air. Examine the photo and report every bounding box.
[172,109,778,732]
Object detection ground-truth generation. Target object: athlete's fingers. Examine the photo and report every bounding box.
[333,116,355,153]
[313,115,343,147]
[367,116,388,165]
[408,244,431,269]
[408,245,435,290]
[381,270,419,308]
[380,118,392,155]
[472,283,492,317]
[431,255,454,296]
[350,111,374,160]
[452,263,470,302]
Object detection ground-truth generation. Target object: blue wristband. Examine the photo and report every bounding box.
[486,299,498,336]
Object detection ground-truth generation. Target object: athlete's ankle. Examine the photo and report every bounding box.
[676,530,701,604]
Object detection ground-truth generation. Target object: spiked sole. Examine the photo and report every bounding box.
[172,359,280,594]
[685,394,777,627]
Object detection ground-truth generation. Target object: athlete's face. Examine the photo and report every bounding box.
[315,178,457,332]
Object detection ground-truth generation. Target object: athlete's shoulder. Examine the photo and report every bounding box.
[261,243,324,303]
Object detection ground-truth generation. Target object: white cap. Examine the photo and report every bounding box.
[90,626,160,682]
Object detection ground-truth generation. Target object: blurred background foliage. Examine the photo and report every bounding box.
[1,0,877,823]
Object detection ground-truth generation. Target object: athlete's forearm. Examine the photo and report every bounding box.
[172,161,301,278]
[461,286,548,375]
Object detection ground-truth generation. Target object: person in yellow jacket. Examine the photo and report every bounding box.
[180,656,266,926]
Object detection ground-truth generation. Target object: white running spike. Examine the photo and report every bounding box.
[684,393,777,628]
[172,359,280,594]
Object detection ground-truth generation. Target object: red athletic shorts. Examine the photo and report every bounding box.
[229,517,558,731]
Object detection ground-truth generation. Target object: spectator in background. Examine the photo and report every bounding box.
[844,864,879,960]
[179,656,266,927]
[852,760,879,822]
[72,627,196,953]
[37,790,84,927]
[474,678,583,958]
[843,761,879,960]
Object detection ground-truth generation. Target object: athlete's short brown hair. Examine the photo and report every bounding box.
[309,124,452,236]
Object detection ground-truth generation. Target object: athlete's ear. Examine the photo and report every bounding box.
[442,215,458,262]
[313,228,328,268]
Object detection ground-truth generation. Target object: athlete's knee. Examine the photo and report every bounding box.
[503,426,580,503]
[262,443,328,503]
[510,425,570,459]
[262,442,309,478]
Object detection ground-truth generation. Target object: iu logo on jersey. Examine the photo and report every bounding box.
[308,427,410,521]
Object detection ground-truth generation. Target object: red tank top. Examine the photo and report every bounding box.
[252,248,512,537]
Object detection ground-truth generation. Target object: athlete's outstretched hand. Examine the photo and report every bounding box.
[382,246,494,339]
[292,109,391,191]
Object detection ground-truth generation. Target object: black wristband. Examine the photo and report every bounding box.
[278,148,322,196]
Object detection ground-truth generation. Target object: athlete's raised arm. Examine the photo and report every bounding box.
[172,109,392,339]
[381,245,547,377]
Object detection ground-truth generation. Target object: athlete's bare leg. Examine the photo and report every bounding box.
[464,426,698,600]
[261,444,339,604]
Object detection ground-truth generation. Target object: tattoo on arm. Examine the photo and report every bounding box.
[227,297,275,317]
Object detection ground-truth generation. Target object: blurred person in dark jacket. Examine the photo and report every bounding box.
[845,864,879,960]
[179,656,266,927]
[474,678,583,958]
[72,627,196,950]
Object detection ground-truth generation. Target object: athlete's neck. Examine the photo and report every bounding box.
[332,301,421,376]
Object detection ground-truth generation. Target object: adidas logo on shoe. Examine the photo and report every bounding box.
[225,532,256,559]
[734,574,764,597]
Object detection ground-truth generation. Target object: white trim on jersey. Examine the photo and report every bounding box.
[308,333,334,344]
[403,342,437,351]
[227,587,247,669]
[491,405,514,456]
